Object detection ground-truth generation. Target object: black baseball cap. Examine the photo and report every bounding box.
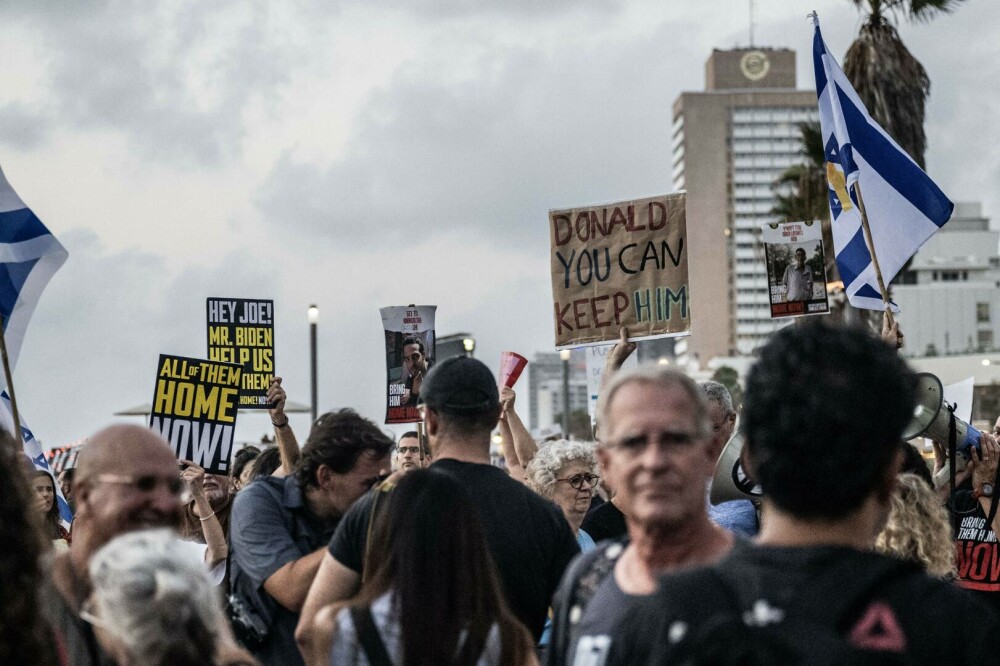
[419,357,500,415]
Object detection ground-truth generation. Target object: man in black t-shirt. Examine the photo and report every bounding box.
[609,319,1000,666]
[296,357,579,654]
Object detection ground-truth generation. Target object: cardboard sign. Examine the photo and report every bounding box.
[381,306,437,424]
[549,193,689,348]
[206,298,275,408]
[761,221,830,318]
[149,354,242,475]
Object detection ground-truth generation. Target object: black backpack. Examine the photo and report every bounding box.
[632,555,918,666]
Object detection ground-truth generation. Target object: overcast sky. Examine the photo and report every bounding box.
[1,0,997,448]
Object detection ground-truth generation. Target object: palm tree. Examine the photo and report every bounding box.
[843,0,966,168]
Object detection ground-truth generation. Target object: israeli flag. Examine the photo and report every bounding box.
[1,391,73,526]
[0,163,68,373]
[812,18,953,311]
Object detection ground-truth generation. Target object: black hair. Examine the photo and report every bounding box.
[743,319,916,520]
[401,336,425,355]
[897,442,933,487]
[294,409,395,489]
[31,470,63,540]
[247,447,282,481]
[350,469,534,665]
[231,446,260,482]
[400,431,420,441]
[1,432,59,665]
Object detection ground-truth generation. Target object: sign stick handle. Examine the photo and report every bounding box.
[0,316,24,449]
[852,181,895,328]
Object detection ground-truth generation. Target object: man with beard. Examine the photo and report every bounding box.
[41,425,186,666]
[399,337,429,407]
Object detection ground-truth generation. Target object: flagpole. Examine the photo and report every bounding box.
[0,316,24,449]
[851,182,895,328]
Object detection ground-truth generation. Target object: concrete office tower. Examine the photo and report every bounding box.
[673,48,818,362]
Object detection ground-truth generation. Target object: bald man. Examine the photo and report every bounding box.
[41,425,185,666]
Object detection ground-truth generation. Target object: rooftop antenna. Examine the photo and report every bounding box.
[748,0,755,47]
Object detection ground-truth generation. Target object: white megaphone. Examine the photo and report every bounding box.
[710,431,764,505]
[901,373,981,457]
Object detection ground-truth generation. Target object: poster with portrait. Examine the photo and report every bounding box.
[206,298,274,409]
[761,221,830,319]
[148,354,242,475]
[549,193,689,349]
[381,305,437,424]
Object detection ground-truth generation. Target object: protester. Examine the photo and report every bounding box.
[875,473,955,579]
[525,440,599,551]
[611,319,999,665]
[269,376,302,474]
[498,387,538,481]
[305,469,537,666]
[41,424,187,666]
[33,468,71,550]
[247,446,283,481]
[178,459,228,582]
[1,431,62,666]
[84,529,257,666]
[59,467,77,511]
[231,446,261,493]
[547,366,734,666]
[394,431,423,472]
[297,357,579,656]
[229,409,394,665]
[177,459,230,570]
[699,380,759,537]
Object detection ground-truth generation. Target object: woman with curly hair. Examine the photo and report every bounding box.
[875,472,955,578]
[524,439,600,552]
[0,431,62,665]
[32,469,71,550]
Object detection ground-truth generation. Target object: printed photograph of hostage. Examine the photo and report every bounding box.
[783,247,813,302]
[761,224,830,319]
[399,336,430,408]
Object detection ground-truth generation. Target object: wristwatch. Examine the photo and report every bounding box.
[974,482,995,500]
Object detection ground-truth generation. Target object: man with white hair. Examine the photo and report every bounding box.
[547,366,734,666]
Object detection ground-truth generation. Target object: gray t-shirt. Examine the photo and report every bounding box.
[567,569,646,666]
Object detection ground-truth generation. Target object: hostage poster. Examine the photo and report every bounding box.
[149,354,242,475]
[206,298,275,408]
[761,221,830,318]
[549,193,689,349]
[381,305,436,424]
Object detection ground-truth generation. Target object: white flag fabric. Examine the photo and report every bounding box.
[812,18,953,311]
[1,391,73,527]
[0,163,68,376]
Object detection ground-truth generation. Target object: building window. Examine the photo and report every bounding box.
[978,303,990,323]
[978,329,993,351]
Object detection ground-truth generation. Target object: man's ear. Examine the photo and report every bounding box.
[316,464,336,490]
[425,408,440,437]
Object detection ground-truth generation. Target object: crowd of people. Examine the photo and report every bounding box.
[3,316,1000,665]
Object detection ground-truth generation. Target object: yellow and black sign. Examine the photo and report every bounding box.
[149,354,242,474]
[206,298,275,409]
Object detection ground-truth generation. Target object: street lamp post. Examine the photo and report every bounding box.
[308,304,319,422]
[559,349,571,439]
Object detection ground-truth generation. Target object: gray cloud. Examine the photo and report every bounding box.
[0,102,51,150]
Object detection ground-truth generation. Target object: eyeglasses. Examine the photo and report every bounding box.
[92,473,189,502]
[556,473,600,490]
[397,446,421,455]
[605,431,700,454]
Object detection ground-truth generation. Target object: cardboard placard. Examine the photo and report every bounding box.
[149,354,242,475]
[550,193,689,348]
[761,221,830,318]
[206,298,275,408]
[381,306,436,424]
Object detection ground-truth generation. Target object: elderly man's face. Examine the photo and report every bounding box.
[199,472,230,507]
[598,381,715,531]
[706,400,736,455]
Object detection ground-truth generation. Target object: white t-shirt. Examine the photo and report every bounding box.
[329,591,503,665]
[173,538,226,586]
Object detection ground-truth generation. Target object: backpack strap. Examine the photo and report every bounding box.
[350,606,394,666]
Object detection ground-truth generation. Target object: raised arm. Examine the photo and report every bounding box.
[180,460,227,568]
[600,326,637,391]
[268,376,300,476]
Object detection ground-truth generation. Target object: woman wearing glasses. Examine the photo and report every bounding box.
[525,440,601,552]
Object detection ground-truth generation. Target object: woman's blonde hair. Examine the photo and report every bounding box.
[875,473,955,578]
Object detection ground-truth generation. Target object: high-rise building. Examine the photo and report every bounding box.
[672,48,818,361]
